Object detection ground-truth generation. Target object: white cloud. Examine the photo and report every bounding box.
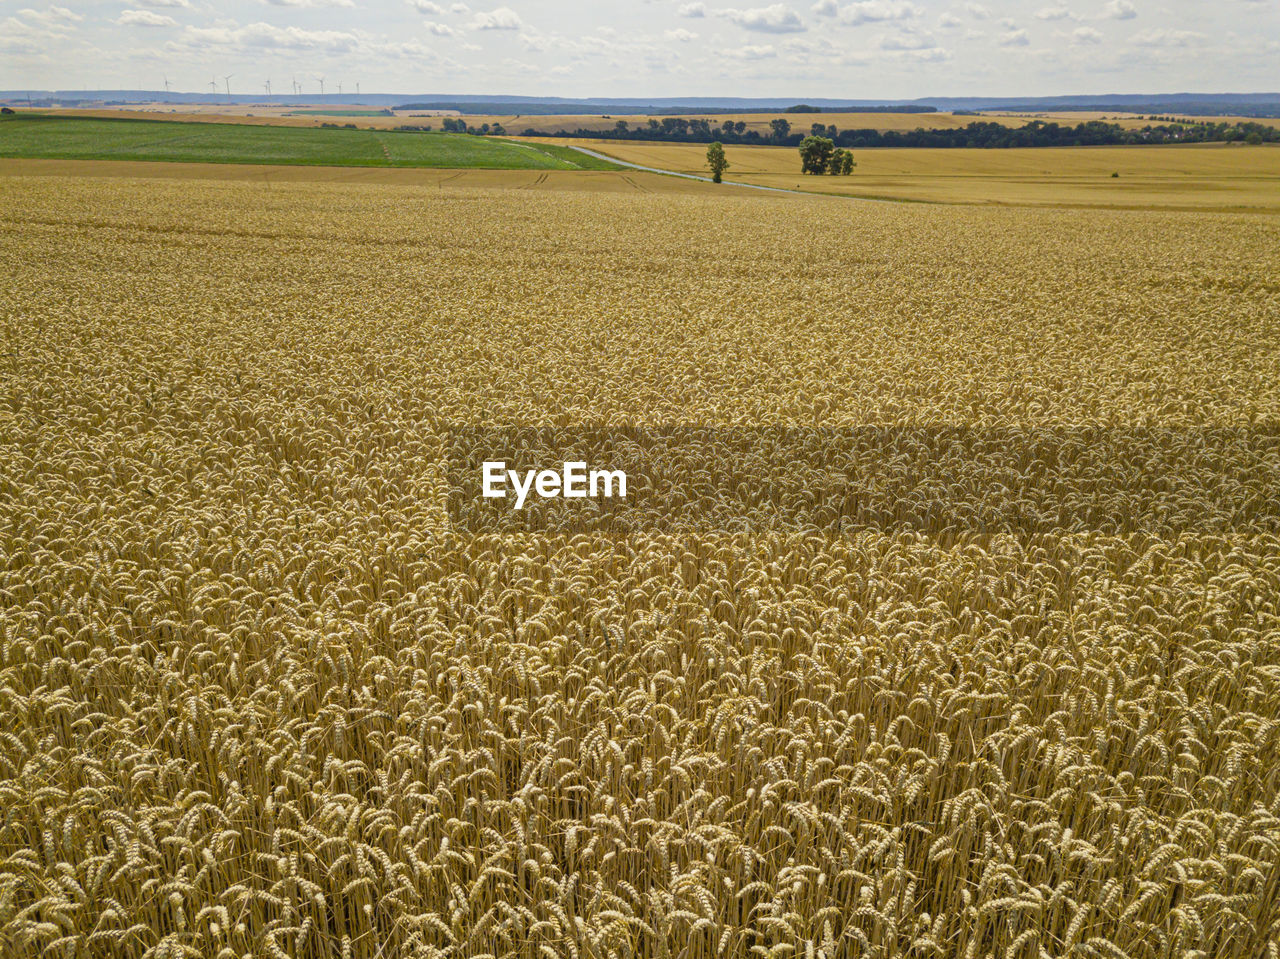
[1130,27,1204,45]
[0,22,45,54]
[469,6,522,29]
[678,2,706,16]
[1103,0,1136,19]
[262,0,356,7]
[839,1,919,26]
[3,6,81,48]
[116,9,179,26]
[408,0,447,12]
[811,0,838,14]
[718,4,805,32]
[1036,6,1074,19]
[134,0,192,7]
[664,27,698,40]
[878,25,935,48]
[724,42,777,57]
[17,5,83,25]
[874,29,950,57]
[963,2,991,18]
[998,27,1030,44]
[782,34,869,59]
[424,20,456,34]
[939,11,961,26]
[1072,25,1102,41]
[498,57,540,73]
[175,21,362,53]
[450,2,469,11]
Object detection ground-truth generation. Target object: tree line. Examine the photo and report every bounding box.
[703,136,854,181]
[783,104,937,114]
[512,117,1280,148]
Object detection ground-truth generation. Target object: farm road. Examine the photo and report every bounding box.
[562,144,884,200]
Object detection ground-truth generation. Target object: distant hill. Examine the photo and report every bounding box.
[919,93,1280,117]
[3,90,1279,117]
[394,101,940,115]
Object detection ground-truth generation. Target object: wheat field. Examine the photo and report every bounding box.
[1,173,1278,958]
[56,107,1280,136]
[559,140,1280,212]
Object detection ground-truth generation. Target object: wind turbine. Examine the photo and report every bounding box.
[224,74,233,102]
[356,81,360,96]
[264,79,271,97]
[337,81,343,96]
[318,76,325,97]
[209,77,217,96]
[163,75,171,96]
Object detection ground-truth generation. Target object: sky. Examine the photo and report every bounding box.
[1,0,1277,98]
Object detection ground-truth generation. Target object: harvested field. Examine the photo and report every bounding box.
[46,105,1280,135]
[567,140,1280,211]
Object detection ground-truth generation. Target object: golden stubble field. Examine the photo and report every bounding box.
[477,111,1280,136]
[562,140,1280,211]
[1,173,1279,958]
[53,105,1280,135]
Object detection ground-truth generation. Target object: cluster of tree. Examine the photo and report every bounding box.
[798,136,855,175]
[517,116,800,144]
[785,104,937,114]
[440,117,505,135]
[513,117,1280,148]
[1142,115,1218,126]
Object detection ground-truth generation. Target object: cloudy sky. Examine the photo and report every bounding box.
[2,0,1277,98]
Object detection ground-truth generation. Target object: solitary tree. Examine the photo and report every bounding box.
[799,135,835,174]
[706,141,729,183]
[770,118,792,143]
[830,147,855,175]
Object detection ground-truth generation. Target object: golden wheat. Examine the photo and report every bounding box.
[0,173,1277,958]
